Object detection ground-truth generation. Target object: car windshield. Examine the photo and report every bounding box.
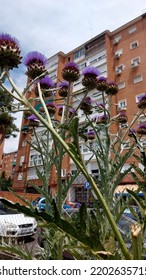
[0,203,18,215]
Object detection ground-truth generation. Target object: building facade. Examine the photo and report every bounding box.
[0,150,17,179]
[11,13,146,202]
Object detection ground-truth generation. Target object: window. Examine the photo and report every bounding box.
[17,173,23,180]
[118,81,125,89]
[80,144,89,153]
[74,48,85,59]
[91,169,99,179]
[133,75,143,84]
[114,49,123,59]
[130,41,139,49]
[115,64,125,75]
[131,57,140,68]
[113,35,121,45]
[19,156,25,166]
[61,169,66,177]
[118,99,127,110]
[29,154,42,166]
[121,164,131,173]
[22,140,27,147]
[98,54,106,60]
[79,62,86,70]
[128,26,137,34]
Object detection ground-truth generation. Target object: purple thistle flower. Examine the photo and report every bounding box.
[62,61,80,82]
[28,114,38,121]
[23,51,47,79]
[117,111,128,124]
[96,76,108,91]
[106,81,119,95]
[23,51,47,66]
[69,107,76,117]
[40,76,55,88]
[46,102,56,108]
[0,33,19,45]
[0,33,22,70]
[58,81,69,88]
[35,76,54,97]
[98,76,107,82]
[84,96,93,104]
[82,67,100,77]
[86,130,96,140]
[28,114,39,127]
[58,105,64,116]
[58,81,69,97]
[97,102,105,108]
[82,67,100,90]
[80,97,93,113]
[97,114,109,124]
[128,128,136,137]
[69,107,75,114]
[138,94,146,109]
[46,102,56,115]
[58,105,64,109]
[138,123,146,129]
[64,62,79,69]
[137,123,146,135]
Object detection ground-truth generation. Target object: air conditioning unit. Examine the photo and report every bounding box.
[115,68,122,75]
[131,61,139,68]
[113,38,120,45]
[19,162,23,167]
[114,53,121,59]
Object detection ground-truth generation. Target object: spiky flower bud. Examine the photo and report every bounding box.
[62,62,80,82]
[0,33,22,70]
[23,51,47,79]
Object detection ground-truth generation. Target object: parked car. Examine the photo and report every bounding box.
[31,196,42,208]
[123,206,142,221]
[0,201,37,238]
[36,197,80,213]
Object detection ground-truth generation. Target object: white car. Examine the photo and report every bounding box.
[0,202,37,238]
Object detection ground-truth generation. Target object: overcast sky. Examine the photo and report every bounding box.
[2,0,146,153]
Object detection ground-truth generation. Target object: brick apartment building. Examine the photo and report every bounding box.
[0,151,17,179]
[5,12,146,203]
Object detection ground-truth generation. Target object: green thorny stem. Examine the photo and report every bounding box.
[3,73,131,259]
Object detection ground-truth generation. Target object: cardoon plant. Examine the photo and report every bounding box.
[1,33,146,261]
[96,76,108,91]
[0,33,22,70]
[106,81,119,95]
[28,114,40,127]
[80,96,93,114]
[117,111,128,124]
[46,102,57,115]
[62,62,80,82]
[37,76,55,97]
[82,67,100,90]
[58,105,64,116]
[86,130,96,140]
[23,51,47,79]
[137,123,146,135]
[58,81,69,97]
[138,94,146,109]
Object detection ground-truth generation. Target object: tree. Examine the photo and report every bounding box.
[0,87,19,144]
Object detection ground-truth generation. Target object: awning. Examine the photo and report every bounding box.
[114,184,144,197]
[114,184,139,194]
